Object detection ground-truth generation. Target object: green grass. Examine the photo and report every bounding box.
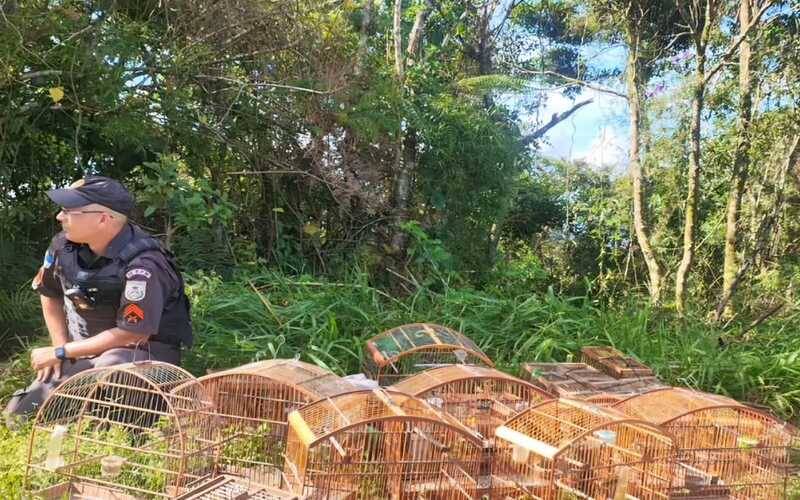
[183,270,800,420]
[1,268,799,496]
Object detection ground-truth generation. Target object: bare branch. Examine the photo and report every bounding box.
[704,0,775,84]
[521,99,593,146]
[195,74,331,94]
[406,2,433,59]
[740,301,784,336]
[517,68,628,100]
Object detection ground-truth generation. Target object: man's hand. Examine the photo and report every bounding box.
[35,362,62,383]
[31,346,60,371]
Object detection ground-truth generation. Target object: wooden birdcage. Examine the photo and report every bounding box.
[583,393,628,408]
[283,389,488,499]
[176,473,299,499]
[613,387,797,499]
[522,362,665,401]
[363,323,494,386]
[492,398,675,500]
[185,359,358,489]
[390,365,553,441]
[580,346,654,379]
[24,361,219,499]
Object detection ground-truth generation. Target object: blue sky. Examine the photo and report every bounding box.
[520,45,632,172]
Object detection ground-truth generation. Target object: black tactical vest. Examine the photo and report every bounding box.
[53,227,193,347]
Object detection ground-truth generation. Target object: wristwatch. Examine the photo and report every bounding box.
[54,346,72,361]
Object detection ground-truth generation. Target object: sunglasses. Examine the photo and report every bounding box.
[60,209,114,217]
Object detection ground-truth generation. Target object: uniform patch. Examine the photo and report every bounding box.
[126,268,152,279]
[123,304,145,325]
[43,250,55,269]
[124,280,147,301]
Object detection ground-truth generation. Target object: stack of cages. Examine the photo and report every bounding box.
[283,389,488,499]
[24,361,219,499]
[390,365,553,443]
[177,359,358,492]
[492,398,675,500]
[613,387,799,499]
[522,362,665,406]
[363,323,494,386]
[580,346,655,380]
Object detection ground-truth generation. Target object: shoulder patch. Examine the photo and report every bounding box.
[126,268,152,279]
[124,280,147,301]
[43,250,55,269]
[123,304,145,325]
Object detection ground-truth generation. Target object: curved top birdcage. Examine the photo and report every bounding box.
[289,389,482,445]
[199,358,356,404]
[363,323,494,386]
[181,359,358,490]
[613,387,797,451]
[25,361,217,499]
[493,398,676,500]
[612,387,783,426]
[612,387,797,499]
[390,365,552,439]
[283,389,487,499]
[498,398,672,456]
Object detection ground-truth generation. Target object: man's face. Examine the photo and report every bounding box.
[55,204,113,242]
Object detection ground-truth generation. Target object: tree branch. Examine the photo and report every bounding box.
[704,0,775,84]
[195,74,331,94]
[517,69,628,100]
[406,2,432,59]
[521,98,593,146]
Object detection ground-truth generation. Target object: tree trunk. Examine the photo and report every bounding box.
[626,43,665,304]
[675,56,707,314]
[720,0,755,319]
[674,0,722,314]
[389,131,416,253]
[392,0,404,82]
[387,0,429,257]
[355,0,373,76]
[714,135,800,319]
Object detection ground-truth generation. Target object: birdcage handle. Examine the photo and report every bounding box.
[131,339,152,364]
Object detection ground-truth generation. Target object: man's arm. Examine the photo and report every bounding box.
[41,295,69,347]
[31,328,149,372]
[63,328,147,359]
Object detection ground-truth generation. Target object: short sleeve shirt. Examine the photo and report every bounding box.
[117,251,182,336]
[32,226,183,340]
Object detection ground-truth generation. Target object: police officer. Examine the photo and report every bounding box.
[4,176,193,420]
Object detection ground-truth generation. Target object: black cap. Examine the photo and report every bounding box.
[47,176,135,216]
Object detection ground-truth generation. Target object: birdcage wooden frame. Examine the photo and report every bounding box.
[390,365,553,441]
[24,361,219,499]
[187,359,357,489]
[492,398,675,500]
[583,393,628,407]
[522,362,665,401]
[176,473,299,499]
[283,389,488,499]
[613,387,797,499]
[363,323,494,386]
[580,346,654,379]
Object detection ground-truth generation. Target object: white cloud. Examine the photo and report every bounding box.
[576,126,629,174]
[526,88,628,160]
